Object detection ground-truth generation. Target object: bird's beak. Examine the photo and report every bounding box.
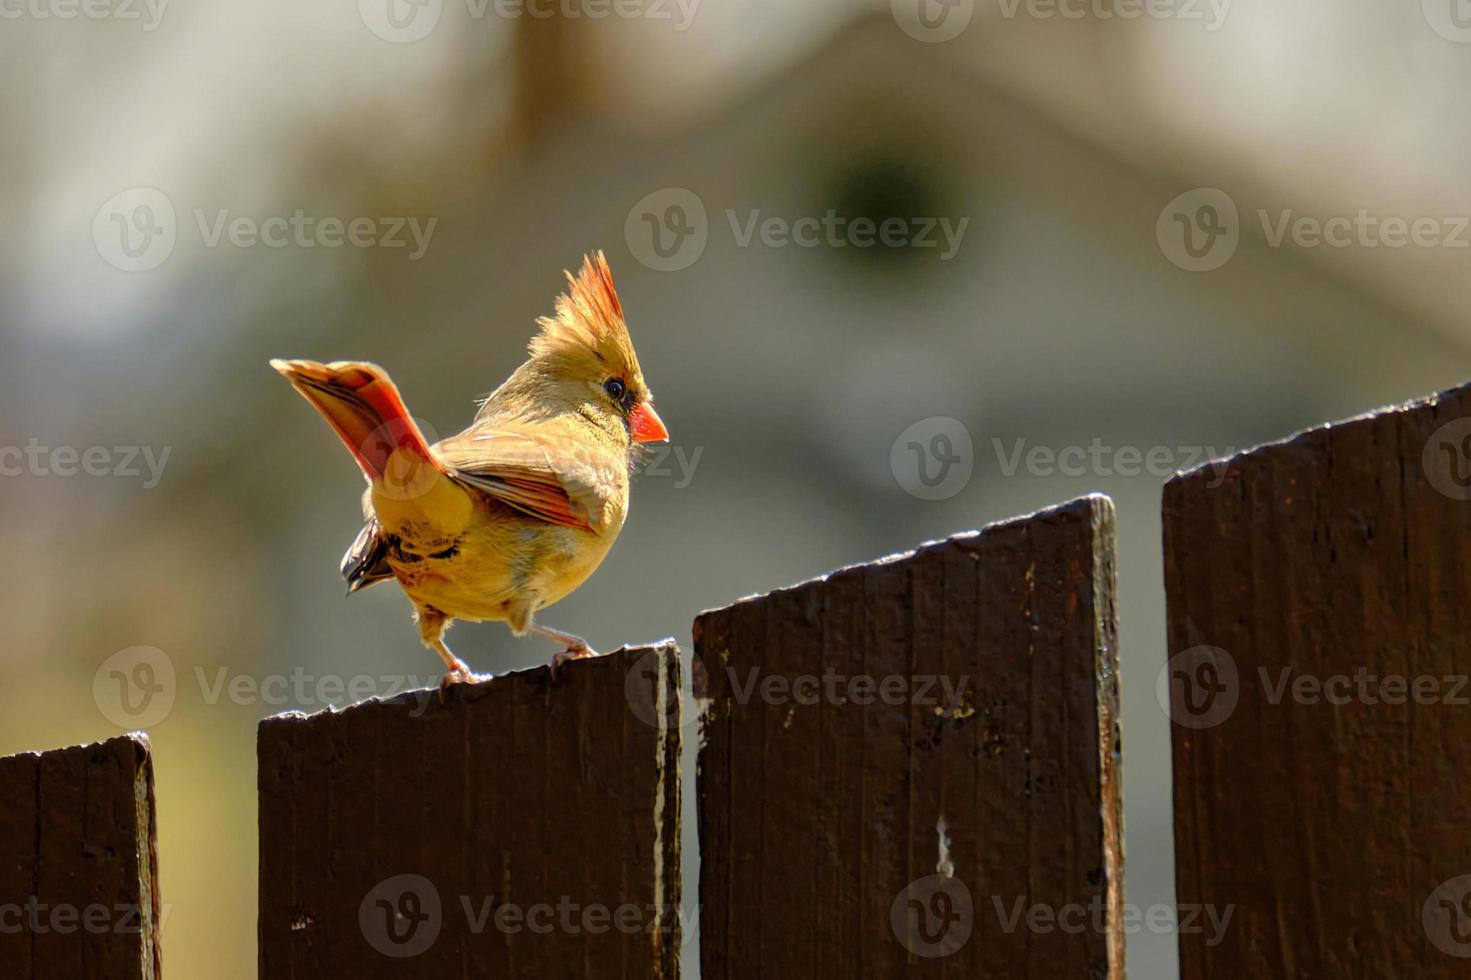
[630,402,669,443]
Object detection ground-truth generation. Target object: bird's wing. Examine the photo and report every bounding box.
[432,424,620,534]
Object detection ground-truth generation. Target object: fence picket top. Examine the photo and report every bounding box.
[0,732,162,980]
[693,492,1116,626]
[695,493,1123,978]
[1164,378,1471,978]
[1167,379,1471,489]
[257,641,684,979]
[256,637,682,726]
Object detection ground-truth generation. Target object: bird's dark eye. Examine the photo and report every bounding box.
[603,378,626,401]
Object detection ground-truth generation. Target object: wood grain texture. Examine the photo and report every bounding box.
[1164,382,1471,977]
[0,733,162,980]
[695,495,1123,978]
[257,643,682,979]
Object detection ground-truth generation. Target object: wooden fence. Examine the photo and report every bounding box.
[696,495,1121,978]
[1164,382,1471,978]
[0,733,162,979]
[258,642,682,978]
[4,381,1471,978]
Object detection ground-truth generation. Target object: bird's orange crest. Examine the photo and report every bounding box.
[529,252,634,368]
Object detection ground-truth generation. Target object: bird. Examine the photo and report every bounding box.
[270,252,667,684]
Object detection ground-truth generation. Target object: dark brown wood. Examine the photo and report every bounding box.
[257,643,682,979]
[695,495,1123,978]
[0,733,163,980]
[1164,381,1471,977]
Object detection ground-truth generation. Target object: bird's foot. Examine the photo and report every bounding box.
[438,660,476,701]
[548,642,599,679]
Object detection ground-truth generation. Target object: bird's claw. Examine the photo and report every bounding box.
[438,661,476,701]
[548,643,598,680]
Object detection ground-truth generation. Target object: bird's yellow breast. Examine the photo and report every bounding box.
[372,465,625,626]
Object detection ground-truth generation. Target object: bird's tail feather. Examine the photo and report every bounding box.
[341,519,394,594]
[270,358,438,480]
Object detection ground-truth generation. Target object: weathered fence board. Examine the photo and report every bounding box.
[1164,382,1471,977]
[695,495,1124,977]
[0,733,162,980]
[257,642,683,979]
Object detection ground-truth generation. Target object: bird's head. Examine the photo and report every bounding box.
[497,252,668,450]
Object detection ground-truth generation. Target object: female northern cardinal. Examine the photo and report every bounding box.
[271,252,667,683]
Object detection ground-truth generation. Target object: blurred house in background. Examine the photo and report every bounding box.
[4,4,1470,978]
